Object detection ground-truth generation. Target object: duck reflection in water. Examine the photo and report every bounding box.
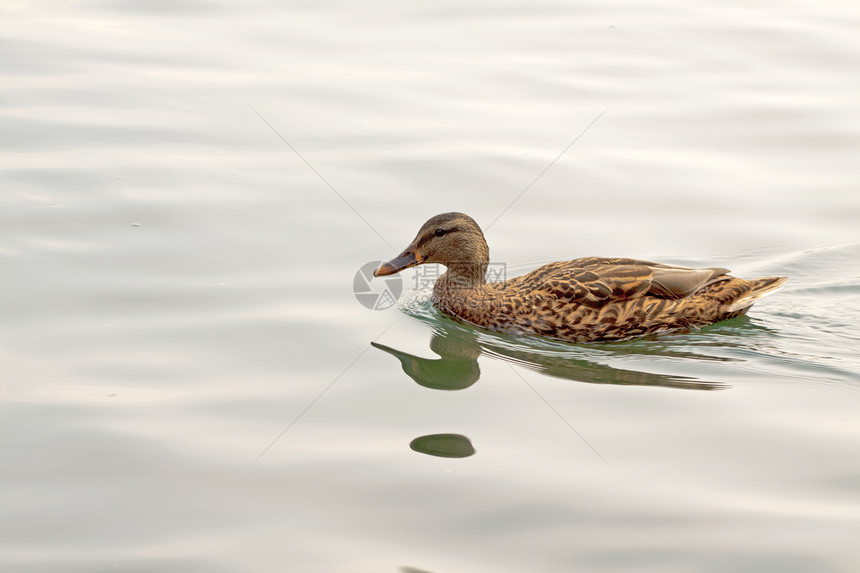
[375,306,778,460]
[371,314,755,392]
[372,325,482,391]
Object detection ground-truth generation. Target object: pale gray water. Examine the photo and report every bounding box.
[2,1,860,572]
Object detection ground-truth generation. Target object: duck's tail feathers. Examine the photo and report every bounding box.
[728,276,788,313]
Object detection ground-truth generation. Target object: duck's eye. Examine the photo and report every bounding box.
[434,228,447,237]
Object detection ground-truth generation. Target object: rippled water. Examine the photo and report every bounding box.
[2,1,859,572]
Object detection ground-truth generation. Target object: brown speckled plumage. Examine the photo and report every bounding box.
[374,212,787,343]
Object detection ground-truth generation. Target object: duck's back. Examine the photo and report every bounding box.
[438,257,786,342]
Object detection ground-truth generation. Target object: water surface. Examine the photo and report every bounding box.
[2,1,859,572]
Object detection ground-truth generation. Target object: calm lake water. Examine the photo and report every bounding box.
[2,1,859,572]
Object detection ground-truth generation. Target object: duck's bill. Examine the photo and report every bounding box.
[374,250,421,277]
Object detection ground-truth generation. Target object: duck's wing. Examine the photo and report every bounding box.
[537,258,730,307]
[647,265,730,299]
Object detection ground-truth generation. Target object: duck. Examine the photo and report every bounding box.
[373,212,787,343]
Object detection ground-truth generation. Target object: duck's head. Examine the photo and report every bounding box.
[374,212,489,280]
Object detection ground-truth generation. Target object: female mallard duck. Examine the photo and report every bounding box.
[374,212,786,343]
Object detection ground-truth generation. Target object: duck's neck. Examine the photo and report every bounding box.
[441,260,489,289]
[432,257,490,321]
